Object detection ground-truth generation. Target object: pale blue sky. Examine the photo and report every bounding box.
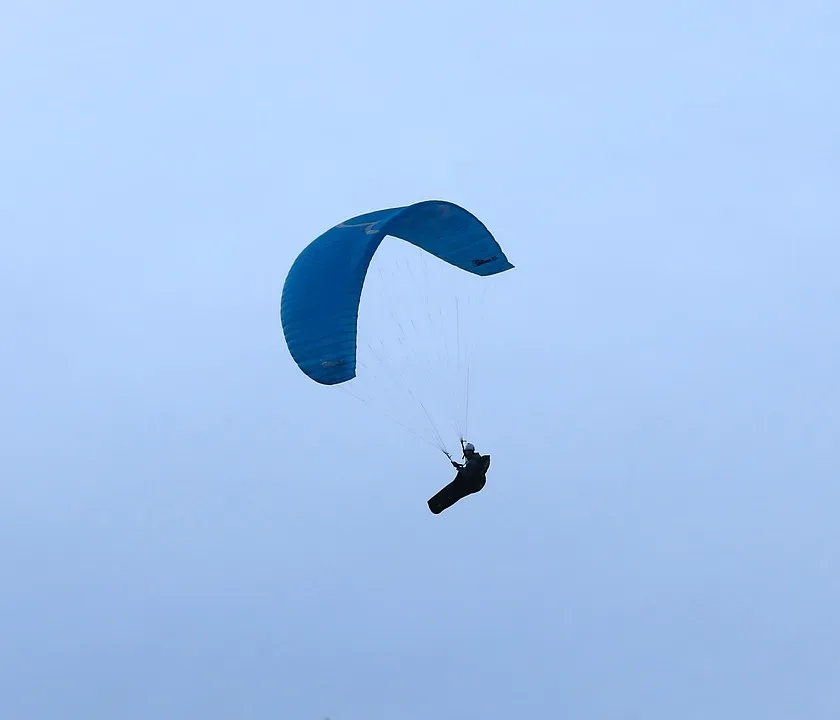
[2,1,839,718]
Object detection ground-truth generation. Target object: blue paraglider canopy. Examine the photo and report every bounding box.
[281,200,514,386]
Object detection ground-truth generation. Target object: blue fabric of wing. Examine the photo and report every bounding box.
[281,200,513,385]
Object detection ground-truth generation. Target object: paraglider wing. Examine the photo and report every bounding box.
[280,200,514,385]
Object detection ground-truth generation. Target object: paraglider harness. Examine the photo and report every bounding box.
[428,439,490,514]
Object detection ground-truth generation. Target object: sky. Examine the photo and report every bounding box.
[2,0,839,718]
